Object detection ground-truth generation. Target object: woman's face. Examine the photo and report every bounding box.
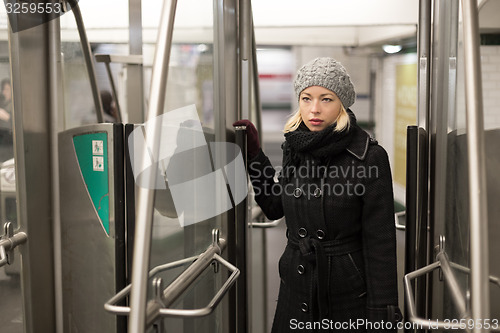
[299,86,342,132]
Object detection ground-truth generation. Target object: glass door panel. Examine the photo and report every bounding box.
[140,1,237,332]
[429,0,470,324]
[430,0,499,325]
[0,6,22,333]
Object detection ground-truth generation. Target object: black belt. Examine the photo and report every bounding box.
[288,236,362,319]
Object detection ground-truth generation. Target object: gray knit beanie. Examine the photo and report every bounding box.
[294,57,356,108]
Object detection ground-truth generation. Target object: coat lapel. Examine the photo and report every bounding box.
[345,126,372,161]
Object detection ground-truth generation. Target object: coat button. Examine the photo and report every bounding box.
[301,302,309,313]
[297,265,305,275]
[313,188,322,198]
[293,187,302,198]
[298,228,307,238]
[316,229,325,240]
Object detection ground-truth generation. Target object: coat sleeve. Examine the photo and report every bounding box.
[247,148,284,220]
[360,145,402,331]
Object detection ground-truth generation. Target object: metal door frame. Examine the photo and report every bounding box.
[405,0,491,331]
[8,12,59,333]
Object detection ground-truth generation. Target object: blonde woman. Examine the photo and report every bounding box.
[235,57,401,332]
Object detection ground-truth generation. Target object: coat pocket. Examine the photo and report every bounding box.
[328,250,367,297]
[347,251,367,297]
[278,246,292,283]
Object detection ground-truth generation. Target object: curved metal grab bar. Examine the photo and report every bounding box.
[104,256,198,315]
[395,211,406,230]
[404,251,471,330]
[153,253,239,319]
[65,0,104,123]
[105,230,240,326]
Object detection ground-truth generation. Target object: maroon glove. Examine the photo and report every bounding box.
[233,119,261,159]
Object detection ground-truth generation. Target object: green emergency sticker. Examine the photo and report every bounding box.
[73,132,110,235]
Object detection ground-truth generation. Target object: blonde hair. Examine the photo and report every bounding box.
[283,104,351,133]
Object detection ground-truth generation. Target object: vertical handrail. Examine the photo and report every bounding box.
[405,126,418,324]
[406,3,432,330]
[234,126,249,332]
[251,26,262,144]
[48,14,64,333]
[461,1,490,331]
[66,0,104,123]
[128,0,178,331]
[417,0,431,129]
[240,0,251,121]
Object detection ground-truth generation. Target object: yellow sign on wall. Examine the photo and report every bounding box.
[394,63,417,187]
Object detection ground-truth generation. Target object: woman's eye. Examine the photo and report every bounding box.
[301,97,310,102]
[323,98,332,102]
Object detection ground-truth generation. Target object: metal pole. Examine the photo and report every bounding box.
[251,27,262,144]
[48,13,64,333]
[240,0,251,120]
[461,0,490,331]
[67,0,104,123]
[128,0,177,331]
[234,126,249,333]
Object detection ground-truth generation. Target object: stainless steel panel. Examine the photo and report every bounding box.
[59,123,124,332]
[127,0,145,124]
[9,14,57,333]
[0,9,22,333]
[423,0,496,331]
[428,0,462,325]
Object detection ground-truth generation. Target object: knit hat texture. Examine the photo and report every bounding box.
[294,57,356,108]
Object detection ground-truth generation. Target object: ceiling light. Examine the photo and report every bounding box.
[382,44,403,54]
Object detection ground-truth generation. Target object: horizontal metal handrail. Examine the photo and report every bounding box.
[448,261,500,289]
[0,222,27,267]
[404,251,471,330]
[250,217,285,228]
[95,54,143,65]
[104,231,240,326]
[395,211,406,230]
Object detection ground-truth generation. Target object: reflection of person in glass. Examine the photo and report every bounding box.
[0,78,12,129]
[235,58,401,332]
[100,90,118,123]
[0,78,13,152]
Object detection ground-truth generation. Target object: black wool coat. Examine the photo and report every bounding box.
[248,124,401,332]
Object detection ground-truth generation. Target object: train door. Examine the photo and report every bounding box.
[104,0,257,332]
[405,0,500,331]
[1,0,257,332]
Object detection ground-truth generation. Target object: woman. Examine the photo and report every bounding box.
[235,57,401,332]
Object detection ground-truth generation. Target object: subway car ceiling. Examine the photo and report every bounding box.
[56,0,418,47]
[2,0,500,48]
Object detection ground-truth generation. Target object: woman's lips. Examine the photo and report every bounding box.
[309,118,323,126]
